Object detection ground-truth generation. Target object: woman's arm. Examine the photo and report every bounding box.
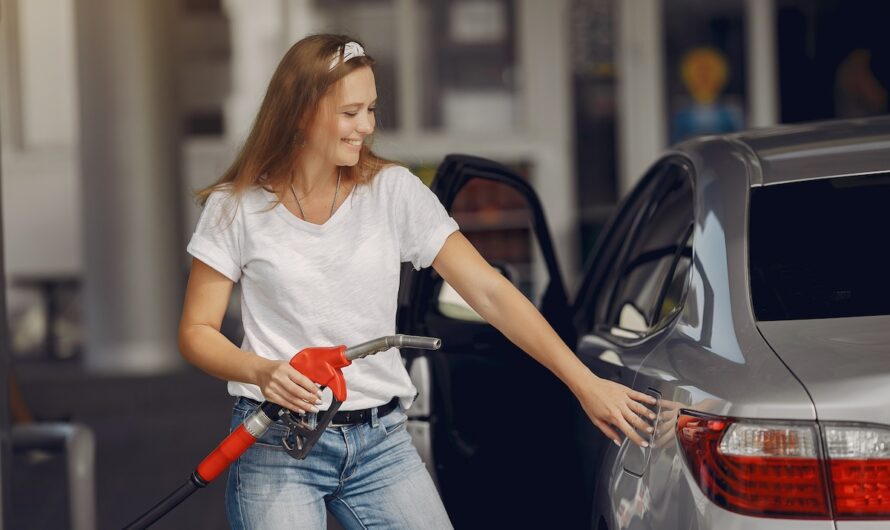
[179,258,322,413]
[431,232,657,447]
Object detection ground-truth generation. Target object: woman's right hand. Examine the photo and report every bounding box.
[255,359,323,413]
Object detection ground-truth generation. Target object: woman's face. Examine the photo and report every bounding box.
[303,66,377,168]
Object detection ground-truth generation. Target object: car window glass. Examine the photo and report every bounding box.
[656,229,694,322]
[605,166,694,336]
[750,172,890,320]
[577,164,667,331]
[437,176,546,321]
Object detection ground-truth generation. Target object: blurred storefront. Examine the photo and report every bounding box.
[573,0,889,261]
[1,0,889,367]
[777,0,890,123]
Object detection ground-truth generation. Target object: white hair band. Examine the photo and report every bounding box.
[329,41,366,71]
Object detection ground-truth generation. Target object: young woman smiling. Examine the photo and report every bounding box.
[179,34,656,530]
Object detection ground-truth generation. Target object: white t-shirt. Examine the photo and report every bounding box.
[187,165,459,410]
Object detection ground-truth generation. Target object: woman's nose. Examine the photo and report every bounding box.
[356,112,374,134]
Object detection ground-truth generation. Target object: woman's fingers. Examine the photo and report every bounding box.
[288,369,320,394]
[269,381,316,413]
[612,409,648,447]
[629,389,658,406]
[281,379,321,412]
[594,419,622,446]
[256,360,326,413]
[286,374,323,403]
[578,374,660,447]
[628,399,657,421]
[276,394,314,413]
[605,403,652,447]
[623,404,654,435]
[595,409,651,448]
[269,368,323,413]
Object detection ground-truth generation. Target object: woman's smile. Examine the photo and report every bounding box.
[342,137,363,149]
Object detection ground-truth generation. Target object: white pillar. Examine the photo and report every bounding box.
[16,0,78,147]
[0,0,24,150]
[222,0,289,147]
[518,0,577,285]
[745,0,779,127]
[617,0,666,196]
[74,0,184,373]
[283,0,323,44]
[395,0,421,136]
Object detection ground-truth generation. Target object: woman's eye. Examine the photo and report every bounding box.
[368,108,376,113]
[344,112,357,117]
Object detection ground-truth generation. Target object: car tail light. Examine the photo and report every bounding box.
[824,425,890,518]
[676,413,830,518]
[677,413,890,520]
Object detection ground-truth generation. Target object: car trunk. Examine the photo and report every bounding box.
[757,315,890,425]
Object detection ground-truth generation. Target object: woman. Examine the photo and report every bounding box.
[180,34,656,530]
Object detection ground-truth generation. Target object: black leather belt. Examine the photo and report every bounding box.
[329,397,399,425]
[240,396,400,425]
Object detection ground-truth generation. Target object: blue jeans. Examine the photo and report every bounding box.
[225,398,453,529]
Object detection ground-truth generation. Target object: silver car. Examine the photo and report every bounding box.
[399,116,890,529]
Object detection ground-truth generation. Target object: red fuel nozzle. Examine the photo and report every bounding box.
[289,345,350,401]
[287,335,441,402]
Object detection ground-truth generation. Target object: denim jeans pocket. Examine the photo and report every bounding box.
[380,407,408,436]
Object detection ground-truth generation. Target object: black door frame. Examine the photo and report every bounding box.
[406,154,573,343]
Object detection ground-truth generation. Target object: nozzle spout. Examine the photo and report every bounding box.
[344,334,441,361]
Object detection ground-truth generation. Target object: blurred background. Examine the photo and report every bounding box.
[0,0,888,528]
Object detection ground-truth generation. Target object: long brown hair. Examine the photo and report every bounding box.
[196,34,391,205]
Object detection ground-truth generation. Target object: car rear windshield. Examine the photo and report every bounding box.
[749,172,890,321]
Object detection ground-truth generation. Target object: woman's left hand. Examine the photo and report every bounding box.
[575,372,658,447]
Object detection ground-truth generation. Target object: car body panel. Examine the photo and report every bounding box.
[731,115,890,186]
[757,315,890,425]
[583,120,889,529]
[583,137,821,529]
[589,129,890,528]
[836,521,890,530]
[590,122,890,529]
[632,138,817,420]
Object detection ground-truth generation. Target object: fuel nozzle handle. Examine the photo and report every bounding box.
[345,334,441,361]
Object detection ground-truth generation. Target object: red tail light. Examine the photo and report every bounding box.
[677,412,890,520]
[676,413,830,518]
[831,460,890,517]
[824,425,890,518]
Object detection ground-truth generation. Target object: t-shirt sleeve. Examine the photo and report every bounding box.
[186,190,243,282]
[393,168,460,270]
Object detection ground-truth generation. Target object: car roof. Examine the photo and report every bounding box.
[679,115,890,187]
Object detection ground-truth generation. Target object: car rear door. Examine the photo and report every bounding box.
[398,154,584,529]
[571,157,696,527]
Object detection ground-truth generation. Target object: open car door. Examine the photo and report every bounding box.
[398,154,586,528]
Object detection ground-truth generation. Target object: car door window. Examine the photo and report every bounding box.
[450,177,538,298]
[434,175,541,321]
[602,164,694,337]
